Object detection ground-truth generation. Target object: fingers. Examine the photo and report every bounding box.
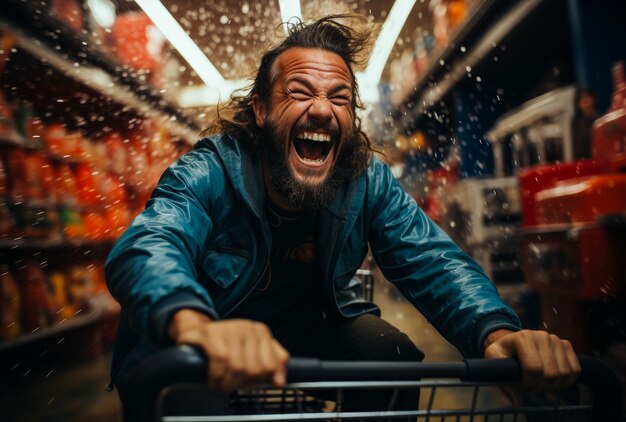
[484,329,580,393]
[175,319,289,393]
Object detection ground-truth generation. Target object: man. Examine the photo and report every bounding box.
[106,15,579,414]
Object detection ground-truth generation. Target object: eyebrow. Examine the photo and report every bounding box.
[286,76,352,96]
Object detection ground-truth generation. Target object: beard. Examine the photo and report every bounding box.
[262,118,364,211]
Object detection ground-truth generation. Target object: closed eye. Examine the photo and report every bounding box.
[330,95,351,105]
[288,89,313,100]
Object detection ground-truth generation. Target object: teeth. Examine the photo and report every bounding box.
[302,156,326,163]
[298,131,331,142]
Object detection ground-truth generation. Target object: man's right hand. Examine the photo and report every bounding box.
[168,309,289,393]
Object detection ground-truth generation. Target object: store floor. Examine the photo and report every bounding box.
[1,274,506,421]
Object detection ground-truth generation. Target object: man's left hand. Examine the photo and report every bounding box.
[483,329,581,392]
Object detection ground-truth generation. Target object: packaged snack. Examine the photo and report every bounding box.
[75,163,100,207]
[0,265,22,341]
[43,123,67,159]
[51,0,85,32]
[18,260,60,331]
[48,271,76,320]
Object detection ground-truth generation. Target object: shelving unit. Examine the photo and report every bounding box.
[394,0,544,131]
[0,0,201,143]
[0,1,202,357]
[0,304,118,354]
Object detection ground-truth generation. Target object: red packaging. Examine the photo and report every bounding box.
[111,12,164,73]
[0,156,7,197]
[51,0,84,32]
[518,160,602,226]
[75,163,100,207]
[83,211,106,240]
[18,260,60,331]
[104,133,129,176]
[592,62,626,173]
[55,163,79,206]
[0,265,22,340]
[535,174,626,224]
[44,123,68,159]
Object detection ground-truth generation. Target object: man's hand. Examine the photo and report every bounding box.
[484,329,581,392]
[168,309,290,393]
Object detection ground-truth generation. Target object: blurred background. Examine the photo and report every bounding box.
[0,0,624,420]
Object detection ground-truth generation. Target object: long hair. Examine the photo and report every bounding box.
[204,15,376,176]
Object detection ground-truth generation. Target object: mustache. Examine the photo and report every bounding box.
[292,121,340,140]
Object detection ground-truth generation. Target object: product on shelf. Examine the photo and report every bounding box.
[0,31,17,76]
[51,0,85,32]
[592,61,626,173]
[0,89,23,145]
[43,123,68,159]
[0,199,18,240]
[0,265,22,341]
[82,210,106,240]
[104,132,129,176]
[86,261,120,313]
[48,271,76,320]
[18,260,61,331]
[103,203,131,239]
[13,203,62,239]
[55,162,79,206]
[15,101,45,149]
[98,171,128,205]
[0,155,7,197]
[68,265,95,312]
[58,205,86,239]
[75,163,100,207]
[126,136,150,191]
[110,11,165,75]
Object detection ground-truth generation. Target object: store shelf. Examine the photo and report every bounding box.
[0,306,118,353]
[0,237,115,251]
[0,2,201,143]
[395,0,544,129]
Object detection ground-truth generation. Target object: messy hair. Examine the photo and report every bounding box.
[204,14,376,174]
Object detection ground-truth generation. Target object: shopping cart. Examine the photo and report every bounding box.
[124,345,623,422]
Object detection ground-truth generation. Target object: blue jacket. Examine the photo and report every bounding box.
[105,134,521,391]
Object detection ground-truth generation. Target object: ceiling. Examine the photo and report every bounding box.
[111,0,435,108]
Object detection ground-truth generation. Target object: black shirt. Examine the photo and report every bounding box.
[229,199,322,342]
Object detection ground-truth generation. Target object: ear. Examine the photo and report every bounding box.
[252,94,267,128]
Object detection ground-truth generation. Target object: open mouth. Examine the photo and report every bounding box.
[293,131,333,163]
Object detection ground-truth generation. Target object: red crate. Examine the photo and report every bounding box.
[535,174,626,224]
[518,160,602,226]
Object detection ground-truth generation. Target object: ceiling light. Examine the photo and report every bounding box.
[135,0,225,89]
[361,0,416,102]
[278,0,302,33]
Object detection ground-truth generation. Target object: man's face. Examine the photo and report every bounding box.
[254,48,356,208]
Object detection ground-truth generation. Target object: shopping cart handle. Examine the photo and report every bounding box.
[124,346,623,422]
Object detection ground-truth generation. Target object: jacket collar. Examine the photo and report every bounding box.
[196,133,368,266]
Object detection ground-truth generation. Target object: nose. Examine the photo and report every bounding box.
[307,96,333,126]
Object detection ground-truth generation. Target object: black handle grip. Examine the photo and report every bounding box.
[123,346,623,422]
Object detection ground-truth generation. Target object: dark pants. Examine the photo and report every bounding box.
[276,311,424,414]
[156,311,424,420]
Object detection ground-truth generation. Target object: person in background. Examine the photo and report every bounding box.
[572,88,599,159]
[106,15,580,416]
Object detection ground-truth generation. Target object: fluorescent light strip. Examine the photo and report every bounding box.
[278,0,302,34]
[135,0,225,87]
[364,0,416,86]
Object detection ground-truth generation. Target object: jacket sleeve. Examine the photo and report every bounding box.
[367,160,522,358]
[105,151,221,345]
